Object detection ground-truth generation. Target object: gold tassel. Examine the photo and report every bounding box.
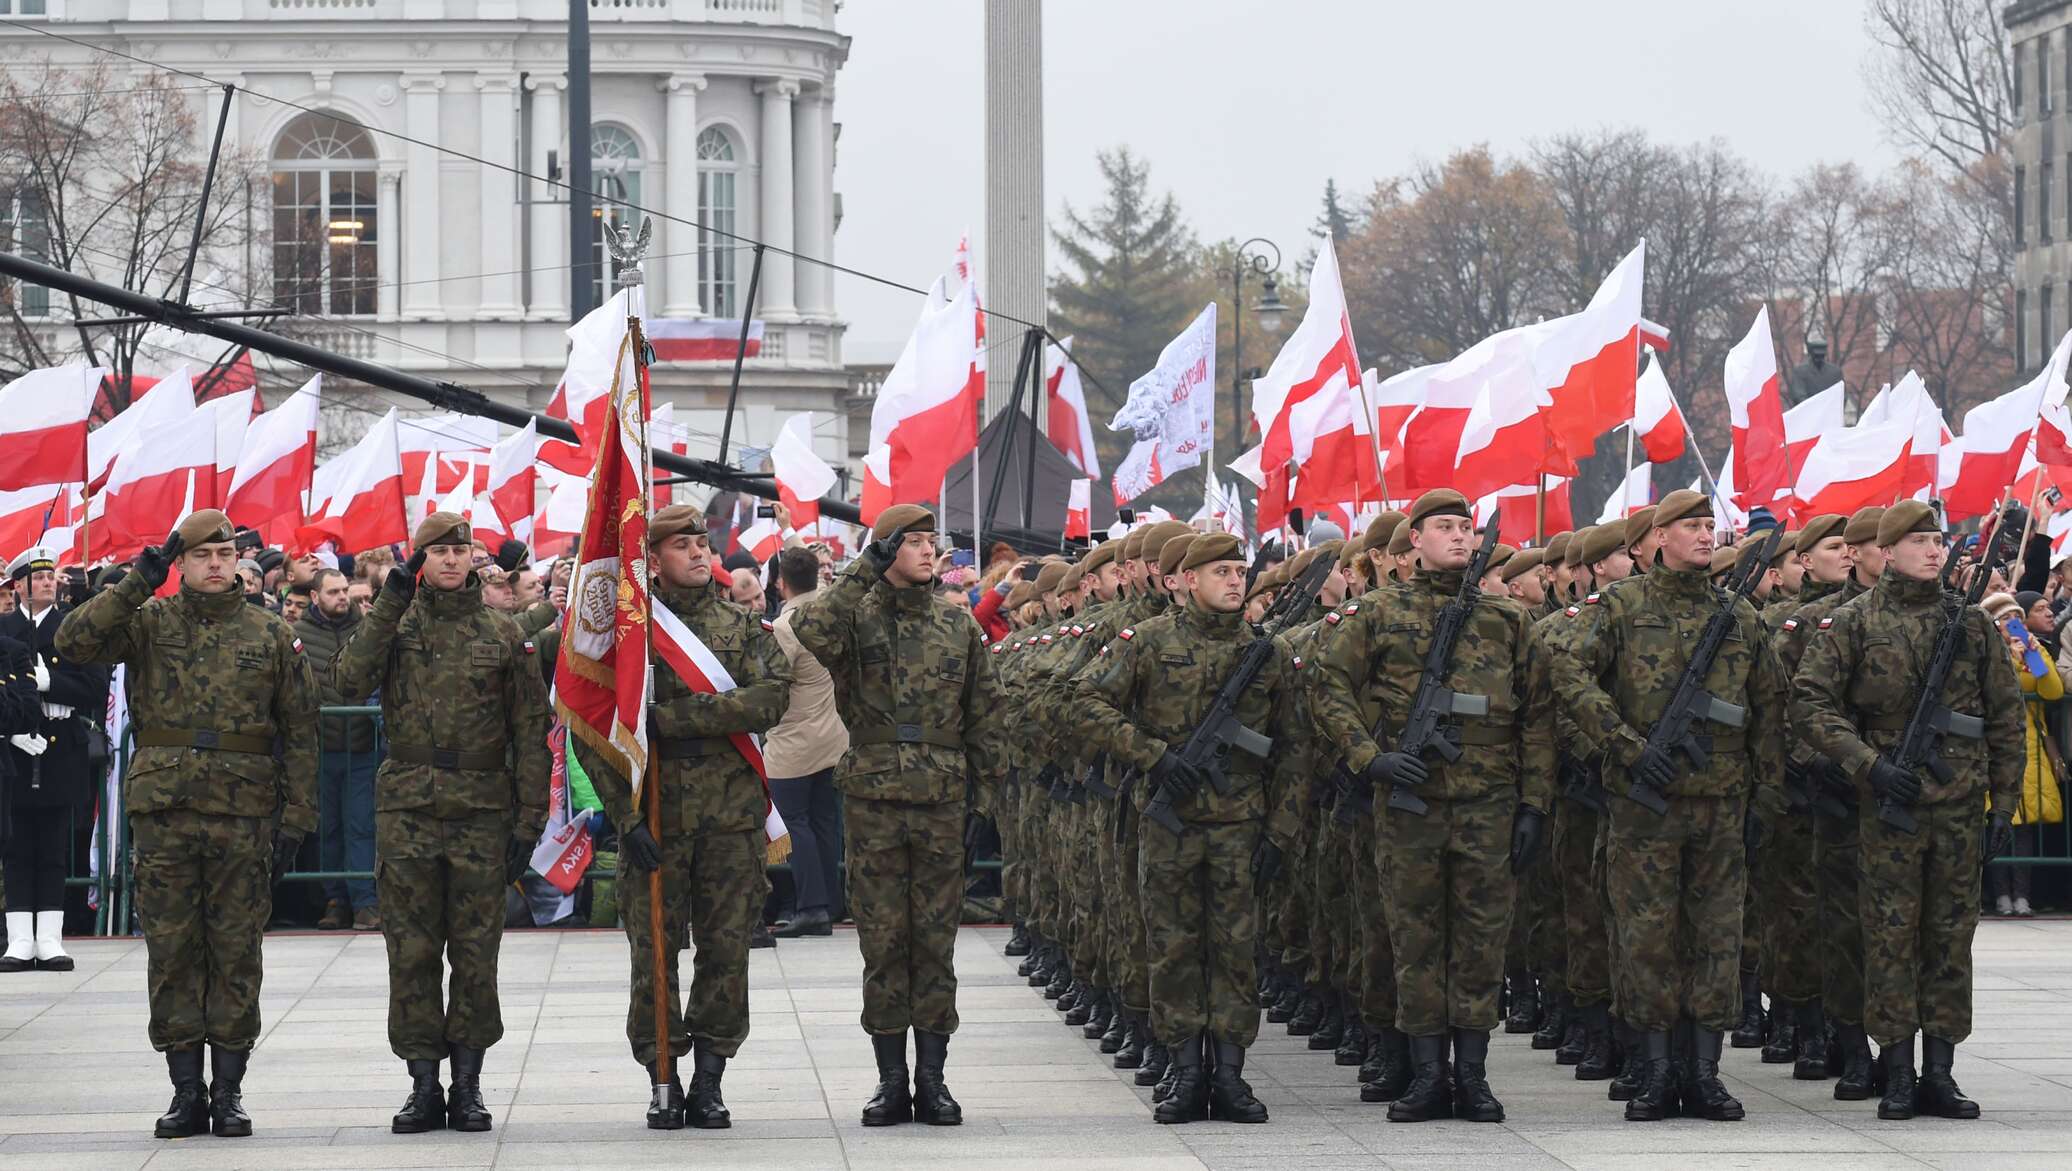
[765,832,792,865]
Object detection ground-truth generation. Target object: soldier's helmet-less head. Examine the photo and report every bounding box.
[413,511,475,590]
[172,509,239,593]
[649,504,712,588]
[1650,489,1716,571]
[870,504,939,586]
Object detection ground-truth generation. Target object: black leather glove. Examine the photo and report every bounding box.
[270,830,302,887]
[494,539,530,574]
[618,822,662,873]
[1867,758,1922,806]
[1984,811,2015,861]
[1364,751,1428,790]
[861,522,919,576]
[505,836,533,885]
[1509,805,1546,875]
[134,530,186,590]
[1251,837,1284,895]
[1150,749,1206,801]
[384,549,428,602]
[1629,742,1679,792]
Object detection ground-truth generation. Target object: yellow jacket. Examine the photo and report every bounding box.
[2011,642,2064,826]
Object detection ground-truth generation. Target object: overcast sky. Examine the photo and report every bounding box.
[829,1,1907,364]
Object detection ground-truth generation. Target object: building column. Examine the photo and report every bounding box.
[400,74,445,319]
[476,73,523,318]
[793,85,833,321]
[377,168,403,321]
[662,73,706,318]
[526,74,567,321]
[983,0,1046,417]
[755,78,799,322]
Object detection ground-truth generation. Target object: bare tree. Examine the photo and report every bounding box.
[1878,155,2017,411]
[1864,0,2011,176]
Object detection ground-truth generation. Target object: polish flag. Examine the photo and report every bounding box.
[1371,364,1432,458]
[1632,357,1685,464]
[1044,336,1101,478]
[1788,417,1915,522]
[1640,318,1672,352]
[1858,372,1952,500]
[1725,307,1789,511]
[87,365,196,493]
[0,484,65,559]
[225,378,317,535]
[488,419,540,543]
[1452,327,1562,503]
[542,289,637,475]
[1250,238,1370,503]
[2049,505,2072,567]
[858,445,893,527]
[1396,319,1559,497]
[203,389,256,505]
[1065,478,1091,541]
[772,413,837,529]
[0,364,99,491]
[1473,476,1571,548]
[1782,381,1845,490]
[732,517,783,563]
[399,412,496,493]
[1940,332,2072,521]
[869,275,981,504]
[299,408,408,554]
[100,380,216,557]
[1597,463,1652,524]
[534,464,589,555]
[647,316,763,363]
[1537,240,1645,466]
[649,403,688,506]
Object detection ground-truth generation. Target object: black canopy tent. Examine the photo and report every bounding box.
[939,405,1116,547]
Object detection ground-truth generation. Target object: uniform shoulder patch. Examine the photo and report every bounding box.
[1071,624,1085,637]
[1118,627,1135,640]
[1343,602,1360,615]
[1039,634,1054,645]
[1057,624,1072,635]
[991,644,1003,655]
[1782,618,1799,632]
[1565,605,1581,617]
[1292,655,1305,670]
[522,640,538,655]
[1325,611,1343,625]
[761,618,775,632]
[1817,616,1834,630]
[1584,592,1601,604]
[290,637,304,654]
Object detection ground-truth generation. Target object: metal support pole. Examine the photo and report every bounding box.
[1021,330,1044,531]
[714,243,765,468]
[172,83,237,307]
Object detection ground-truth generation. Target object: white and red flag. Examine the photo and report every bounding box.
[649,604,790,859]
[1538,240,1645,466]
[1940,332,2072,521]
[1474,476,1571,549]
[227,376,319,532]
[648,403,689,506]
[732,518,783,562]
[1632,357,1685,464]
[1788,417,1914,522]
[1113,303,1218,505]
[0,364,99,491]
[1044,336,1102,478]
[87,364,195,493]
[1065,478,1091,541]
[1782,381,1845,490]
[543,290,640,475]
[487,418,541,543]
[870,277,981,507]
[1597,463,1652,524]
[1858,372,1950,500]
[1725,307,1789,511]
[647,316,763,363]
[299,408,409,555]
[772,413,838,529]
[1248,239,1375,529]
[0,484,66,561]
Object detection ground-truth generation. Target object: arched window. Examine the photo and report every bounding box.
[696,126,738,318]
[591,123,645,306]
[271,112,378,316]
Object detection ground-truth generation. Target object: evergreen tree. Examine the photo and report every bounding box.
[1312,177,1356,247]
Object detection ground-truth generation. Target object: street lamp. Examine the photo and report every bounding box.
[1230,238,1283,533]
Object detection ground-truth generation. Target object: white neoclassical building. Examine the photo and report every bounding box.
[0,0,852,477]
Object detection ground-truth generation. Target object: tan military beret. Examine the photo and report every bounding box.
[1564,526,1598,568]
[1709,543,1742,579]
[1543,531,1572,565]
[1245,564,1282,604]
[1364,510,1407,549]
[1005,581,1037,610]
[174,508,235,549]
[413,510,471,549]
[1034,560,1069,594]
[1796,513,1846,553]
[1181,532,1245,571]
[1159,533,1198,577]
[1488,544,1518,574]
[1084,539,1120,572]
[1500,546,1546,583]
[649,503,706,545]
[1287,547,1321,578]
[1578,525,1626,568]
[870,503,936,541]
[1876,500,1941,547]
[1307,539,1344,573]
[1121,529,1148,563]
[1407,489,1473,529]
[1140,520,1193,562]
[1767,531,1798,566]
[1387,520,1414,557]
[1623,506,1657,549]
[1058,563,1086,596]
[1653,489,1712,528]
[1843,506,1886,545]
[1339,533,1367,568]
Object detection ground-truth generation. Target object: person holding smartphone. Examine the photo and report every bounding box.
[1987,593,2064,919]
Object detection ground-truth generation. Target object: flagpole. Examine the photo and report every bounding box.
[1534,477,1546,544]
[1672,403,1721,499]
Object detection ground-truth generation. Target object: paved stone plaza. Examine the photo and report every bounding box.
[0,920,2068,1169]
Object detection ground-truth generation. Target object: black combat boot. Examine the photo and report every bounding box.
[446,1044,493,1132]
[1113,1012,1146,1068]
[1762,997,1797,1064]
[1152,1033,1208,1124]
[861,1032,912,1126]
[1608,1019,1644,1101]
[1287,987,1325,1036]
[1681,1026,1745,1121]
[1308,990,1345,1051]
[912,1030,962,1125]
[1504,970,1540,1033]
[1832,1022,1876,1101]
[1266,972,1301,1024]
[1042,955,1072,998]
[1793,1002,1829,1080]
[1017,935,1046,979]
[1361,1027,1413,1102]
[1135,1036,1170,1087]
[1357,1028,1385,1084]
[687,1041,730,1129]
[1532,990,1568,1051]
[1059,978,1088,1018]
[1730,971,1765,1048]
[643,1060,685,1130]
[1556,1012,1587,1065]
[1099,997,1130,1053]
[1387,1033,1452,1122]
[1574,1002,1616,1081]
[1451,1028,1504,1123]
[1207,1036,1268,1123]
[393,1058,448,1134]
[1335,1011,1367,1066]
[207,1046,252,1137]
[1005,920,1032,957]
[1081,988,1114,1038]
[1624,1030,1675,1121]
[1916,1036,1978,1119]
[1876,1035,1918,1120]
[154,1049,211,1139]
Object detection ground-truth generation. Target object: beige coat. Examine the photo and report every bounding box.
[764,588,849,778]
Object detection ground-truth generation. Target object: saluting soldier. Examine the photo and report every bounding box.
[332,512,552,1135]
[1312,492,1551,1123]
[56,510,318,1140]
[1793,501,2023,1120]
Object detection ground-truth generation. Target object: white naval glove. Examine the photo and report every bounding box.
[32,655,49,693]
[9,733,48,757]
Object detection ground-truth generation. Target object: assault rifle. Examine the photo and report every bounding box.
[1138,551,1337,834]
[1626,525,1782,814]
[1876,518,2014,833]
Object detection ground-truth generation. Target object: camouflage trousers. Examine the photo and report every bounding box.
[846,797,964,1035]
[1860,799,1982,1047]
[1556,800,1612,1008]
[1094,792,1130,993]
[620,827,765,1065]
[1349,809,1397,1029]
[377,809,510,1060]
[1529,812,1567,999]
[1140,816,1260,1047]
[1031,800,1062,942]
[1819,804,1867,1025]
[1273,814,1315,983]
[1068,800,1104,984]
[1307,815,1355,990]
[998,775,1025,921]
[131,810,272,1053]
[1759,809,1821,1005]
[1605,794,1746,1032]
[1117,796,1154,1017]
[1380,793,1516,1035]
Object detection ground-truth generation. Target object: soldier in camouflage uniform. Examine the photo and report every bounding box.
[790,504,1007,1127]
[572,505,791,1128]
[1314,491,1551,1123]
[1794,500,2023,1121]
[57,509,318,1140]
[1498,545,1549,1035]
[332,512,551,1135]
[1550,490,1785,1122]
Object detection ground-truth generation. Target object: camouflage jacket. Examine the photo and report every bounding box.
[1071,599,1306,848]
[1526,599,1589,772]
[1792,572,2023,813]
[1311,570,1553,811]
[1549,563,1786,810]
[789,560,1007,807]
[1765,577,1839,775]
[56,574,319,833]
[332,577,552,836]
[578,581,790,838]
